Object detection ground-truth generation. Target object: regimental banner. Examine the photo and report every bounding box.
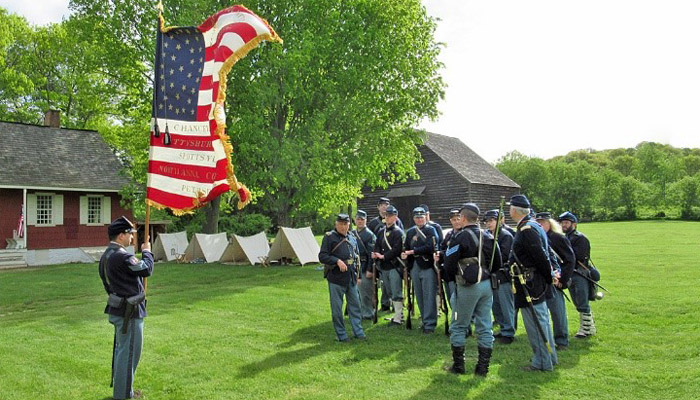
[147,5,282,215]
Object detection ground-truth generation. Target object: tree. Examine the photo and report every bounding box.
[668,176,700,218]
[0,9,35,121]
[546,160,596,217]
[496,151,551,209]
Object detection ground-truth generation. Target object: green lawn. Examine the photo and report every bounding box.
[1,221,699,399]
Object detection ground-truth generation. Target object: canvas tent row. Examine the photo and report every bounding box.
[220,231,270,265]
[267,226,319,266]
[152,231,189,262]
[184,233,228,263]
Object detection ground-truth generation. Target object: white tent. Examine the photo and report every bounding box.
[152,231,189,262]
[267,226,320,266]
[219,231,270,265]
[184,233,228,263]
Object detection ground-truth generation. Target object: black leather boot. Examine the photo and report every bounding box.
[474,346,492,377]
[449,345,465,374]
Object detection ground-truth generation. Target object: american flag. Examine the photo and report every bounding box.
[147,5,281,214]
[17,206,24,238]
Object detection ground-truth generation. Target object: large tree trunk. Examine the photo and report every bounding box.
[203,197,221,234]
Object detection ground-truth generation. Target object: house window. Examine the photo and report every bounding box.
[36,195,53,225]
[88,196,102,224]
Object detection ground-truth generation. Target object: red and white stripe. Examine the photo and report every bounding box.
[147,5,281,212]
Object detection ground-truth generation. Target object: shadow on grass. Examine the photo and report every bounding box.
[405,322,597,399]
[236,310,463,379]
[0,263,320,326]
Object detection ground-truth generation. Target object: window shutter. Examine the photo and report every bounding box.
[102,196,111,224]
[79,196,88,225]
[54,195,64,225]
[27,194,37,225]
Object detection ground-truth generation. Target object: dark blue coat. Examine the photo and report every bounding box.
[319,229,360,286]
[439,228,460,283]
[373,224,405,270]
[99,242,154,319]
[510,215,552,307]
[547,231,576,288]
[443,225,501,281]
[404,224,438,269]
[351,227,376,274]
[566,229,591,268]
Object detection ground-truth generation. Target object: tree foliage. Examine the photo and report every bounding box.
[496,142,700,221]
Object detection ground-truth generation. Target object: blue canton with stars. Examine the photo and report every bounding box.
[154,27,206,122]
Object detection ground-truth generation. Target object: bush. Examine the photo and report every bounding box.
[680,207,700,221]
[612,207,636,221]
[218,213,272,236]
[590,208,612,222]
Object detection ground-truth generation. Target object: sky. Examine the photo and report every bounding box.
[3,0,700,162]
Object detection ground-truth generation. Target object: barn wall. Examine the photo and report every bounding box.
[359,146,521,228]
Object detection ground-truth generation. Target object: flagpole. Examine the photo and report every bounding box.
[144,0,163,296]
[144,204,151,295]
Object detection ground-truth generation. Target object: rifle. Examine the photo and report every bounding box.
[404,265,413,329]
[372,261,378,324]
[382,226,409,327]
[510,253,552,354]
[488,197,505,290]
[433,236,449,335]
[574,262,610,293]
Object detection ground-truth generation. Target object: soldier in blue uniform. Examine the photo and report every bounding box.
[318,214,366,342]
[368,197,403,312]
[559,211,597,338]
[444,203,501,376]
[372,206,406,325]
[508,195,558,371]
[401,207,439,333]
[435,208,462,307]
[419,203,443,244]
[483,209,515,344]
[351,210,377,320]
[99,216,154,400]
[536,212,575,350]
[368,197,404,235]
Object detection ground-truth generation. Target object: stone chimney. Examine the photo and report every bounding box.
[43,110,61,128]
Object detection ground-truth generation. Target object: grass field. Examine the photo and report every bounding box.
[1,221,699,399]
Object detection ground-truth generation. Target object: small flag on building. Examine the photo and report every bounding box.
[147,5,282,215]
[17,206,24,238]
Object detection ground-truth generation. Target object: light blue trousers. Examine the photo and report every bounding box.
[329,281,365,340]
[520,301,558,370]
[411,263,437,331]
[492,281,516,338]
[379,268,404,301]
[546,286,569,346]
[450,280,493,348]
[108,315,144,400]
[358,266,376,319]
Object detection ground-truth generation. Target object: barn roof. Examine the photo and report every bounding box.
[0,121,130,191]
[423,132,520,188]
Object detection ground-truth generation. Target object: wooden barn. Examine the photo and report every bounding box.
[357,132,520,228]
[0,112,133,267]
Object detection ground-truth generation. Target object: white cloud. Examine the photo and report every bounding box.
[421,0,700,162]
[0,0,70,25]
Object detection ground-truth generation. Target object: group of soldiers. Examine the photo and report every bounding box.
[319,194,601,375]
